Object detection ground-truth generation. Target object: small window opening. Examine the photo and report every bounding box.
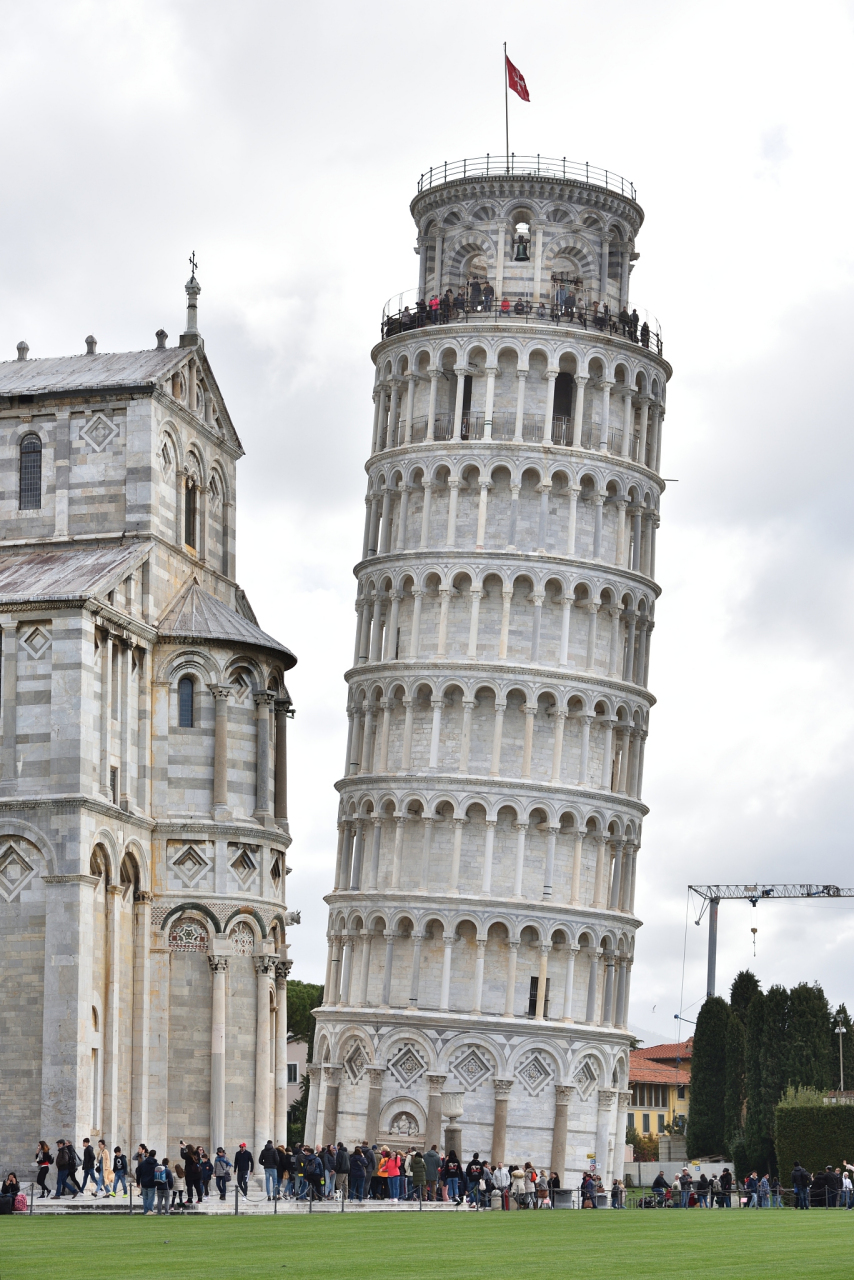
[109,767,118,805]
[178,676,194,728]
[642,1113,650,1134]
[526,975,550,1019]
[19,434,42,510]
[184,478,197,549]
[287,1063,298,1084]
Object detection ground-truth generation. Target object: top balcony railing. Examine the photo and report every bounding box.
[381,285,663,356]
[416,154,636,201]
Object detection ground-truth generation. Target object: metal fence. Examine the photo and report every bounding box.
[416,155,636,201]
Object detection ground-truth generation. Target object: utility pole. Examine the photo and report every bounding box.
[836,1012,847,1092]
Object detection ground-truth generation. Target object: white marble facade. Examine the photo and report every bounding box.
[311,157,672,1185]
[0,281,298,1171]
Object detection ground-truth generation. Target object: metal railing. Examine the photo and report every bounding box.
[416,154,636,201]
[381,294,662,355]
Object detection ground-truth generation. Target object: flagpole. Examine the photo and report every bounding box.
[504,41,509,173]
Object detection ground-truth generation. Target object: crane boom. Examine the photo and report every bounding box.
[687,884,854,997]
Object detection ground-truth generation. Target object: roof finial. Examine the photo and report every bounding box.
[181,252,202,349]
[16,341,29,362]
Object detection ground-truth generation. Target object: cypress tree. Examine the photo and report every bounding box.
[724,1010,746,1156]
[758,984,789,1174]
[743,991,768,1170]
[686,995,729,1158]
[788,982,833,1090]
[730,969,761,1020]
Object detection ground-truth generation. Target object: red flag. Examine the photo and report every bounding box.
[506,55,530,102]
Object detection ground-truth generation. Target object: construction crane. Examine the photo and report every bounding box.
[689,884,854,998]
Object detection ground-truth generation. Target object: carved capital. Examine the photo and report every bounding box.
[322,1065,342,1086]
[554,1084,575,1104]
[426,1073,447,1095]
[208,955,229,974]
[367,1067,387,1089]
[306,1064,322,1083]
[493,1077,514,1100]
[617,1090,632,1111]
[597,1088,617,1109]
[254,956,276,977]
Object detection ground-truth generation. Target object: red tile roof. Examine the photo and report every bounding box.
[629,1050,691,1087]
[633,1037,693,1062]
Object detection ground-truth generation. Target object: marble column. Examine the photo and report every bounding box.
[503,941,519,1016]
[211,686,231,817]
[274,697,292,828]
[613,1091,632,1183]
[472,938,487,1013]
[253,956,275,1156]
[425,1073,447,1149]
[321,1064,342,1145]
[491,1078,514,1163]
[366,1067,386,1143]
[595,1089,617,1182]
[253,692,275,824]
[561,945,578,1022]
[585,948,601,1023]
[209,955,229,1151]
[534,944,551,1020]
[304,1065,322,1146]
[274,960,290,1144]
[551,1084,574,1179]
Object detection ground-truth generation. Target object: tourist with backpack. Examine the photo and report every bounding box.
[259,1140,279,1200]
[154,1157,173,1214]
[79,1138,97,1193]
[52,1140,77,1199]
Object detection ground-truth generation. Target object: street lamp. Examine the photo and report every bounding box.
[835,1013,847,1092]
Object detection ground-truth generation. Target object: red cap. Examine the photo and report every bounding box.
[240,1142,246,1148]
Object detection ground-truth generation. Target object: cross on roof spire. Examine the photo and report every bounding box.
[189,250,198,280]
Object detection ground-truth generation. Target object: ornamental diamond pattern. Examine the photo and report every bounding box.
[388,1045,426,1086]
[572,1056,599,1100]
[516,1052,554,1097]
[21,627,50,659]
[452,1047,492,1090]
[344,1043,368,1084]
[0,844,35,901]
[79,413,119,453]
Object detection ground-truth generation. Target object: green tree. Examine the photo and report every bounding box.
[758,984,790,1173]
[686,995,729,1158]
[830,1004,854,1092]
[788,982,833,1090]
[626,1128,659,1163]
[744,991,770,1171]
[724,1010,746,1156]
[730,970,761,1020]
[287,978,324,1059]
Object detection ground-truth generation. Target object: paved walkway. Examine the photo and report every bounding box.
[27,1192,467,1216]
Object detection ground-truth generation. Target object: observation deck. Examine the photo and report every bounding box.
[416,154,637,202]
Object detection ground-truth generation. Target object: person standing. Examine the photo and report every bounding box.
[466,1153,484,1206]
[423,1144,441,1202]
[95,1139,113,1197]
[79,1138,97,1194]
[197,1148,213,1199]
[443,1150,462,1204]
[181,1144,202,1205]
[411,1150,426,1201]
[112,1148,129,1198]
[745,1171,759,1208]
[759,1173,770,1207]
[233,1143,254,1199]
[719,1166,733,1208]
[213,1148,232,1201]
[137,1149,158,1215]
[349,1146,367,1201]
[34,1142,52,1199]
[321,1144,336,1198]
[679,1167,694,1208]
[259,1140,279,1200]
[154,1158,173,1215]
[492,1162,510,1210]
[482,281,494,312]
[172,1161,186,1210]
[334,1143,350,1200]
[696,1172,710,1208]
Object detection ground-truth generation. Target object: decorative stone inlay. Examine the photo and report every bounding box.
[572,1056,600,1100]
[20,626,51,659]
[229,921,255,955]
[388,1111,420,1136]
[229,844,259,886]
[168,917,209,952]
[387,1043,427,1086]
[344,1041,369,1083]
[0,842,35,901]
[516,1051,555,1097]
[171,844,210,888]
[452,1046,493,1090]
[79,413,119,453]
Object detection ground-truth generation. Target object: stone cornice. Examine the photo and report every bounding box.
[313,1002,634,1045]
[335,770,648,817]
[354,545,662,599]
[325,885,640,930]
[153,819,291,847]
[344,656,657,709]
[372,323,671,381]
[0,794,154,829]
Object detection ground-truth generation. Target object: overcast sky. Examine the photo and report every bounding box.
[4,0,854,1046]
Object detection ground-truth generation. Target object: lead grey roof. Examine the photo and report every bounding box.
[158,578,296,667]
[0,541,152,603]
[0,349,185,395]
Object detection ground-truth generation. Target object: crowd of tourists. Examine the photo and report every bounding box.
[7,1138,854,1214]
[383,282,658,351]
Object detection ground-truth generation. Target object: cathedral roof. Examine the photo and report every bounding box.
[0,540,152,603]
[157,578,296,667]
[0,348,189,395]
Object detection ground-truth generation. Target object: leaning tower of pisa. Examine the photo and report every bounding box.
[309,155,670,1187]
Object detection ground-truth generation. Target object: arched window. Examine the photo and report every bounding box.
[184,477,197,548]
[178,676,194,727]
[19,434,42,510]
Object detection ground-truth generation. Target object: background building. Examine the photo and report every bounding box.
[628,1038,692,1137]
[310,154,672,1186]
[0,279,298,1171]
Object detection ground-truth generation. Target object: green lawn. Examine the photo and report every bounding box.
[1,1211,852,1278]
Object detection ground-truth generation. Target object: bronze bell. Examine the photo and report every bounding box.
[513,236,530,262]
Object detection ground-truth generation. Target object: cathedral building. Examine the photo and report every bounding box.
[311,155,670,1185]
[0,277,298,1171]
